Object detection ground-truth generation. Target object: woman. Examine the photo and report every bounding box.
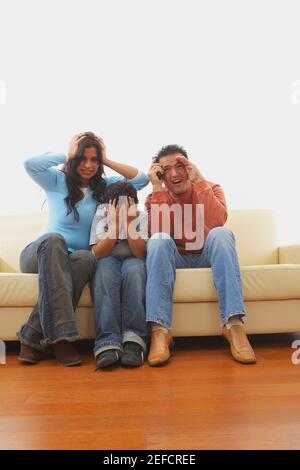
[18,132,149,366]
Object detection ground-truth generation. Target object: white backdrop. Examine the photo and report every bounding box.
[1,0,300,244]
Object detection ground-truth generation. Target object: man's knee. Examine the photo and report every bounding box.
[207,227,235,244]
[147,233,175,253]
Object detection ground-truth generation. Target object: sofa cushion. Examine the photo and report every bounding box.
[0,273,92,307]
[1,264,300,307]
[174,264,300,301]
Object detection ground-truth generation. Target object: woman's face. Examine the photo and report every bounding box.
[76,146,100,185]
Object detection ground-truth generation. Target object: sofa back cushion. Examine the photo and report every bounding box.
[0,209,278,272]
[0,213,48,272]
[225,209,278,265]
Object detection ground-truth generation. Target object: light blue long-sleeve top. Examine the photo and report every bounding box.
[24,153,150,252]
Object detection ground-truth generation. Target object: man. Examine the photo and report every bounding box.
[145,144,256,366]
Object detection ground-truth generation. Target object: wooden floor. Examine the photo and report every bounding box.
[1,334,300,450]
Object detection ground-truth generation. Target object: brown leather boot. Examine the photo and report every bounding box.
[222,325,256,364]
[52,340,82,367]
[148,329,174,367]
[19,343,48,364]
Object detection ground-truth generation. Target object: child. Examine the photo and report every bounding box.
[90,182,148,369]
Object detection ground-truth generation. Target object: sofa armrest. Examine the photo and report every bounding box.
[279,245,300,264]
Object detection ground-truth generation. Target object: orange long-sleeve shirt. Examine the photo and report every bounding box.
[145,179,228,254]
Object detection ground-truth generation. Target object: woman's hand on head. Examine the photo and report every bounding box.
[93,134,108,164]
[68,133,86,161]
[68,131,108,164]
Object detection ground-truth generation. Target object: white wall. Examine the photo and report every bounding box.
[1,0,300,244]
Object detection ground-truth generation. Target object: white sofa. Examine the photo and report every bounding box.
[1,209,300,341]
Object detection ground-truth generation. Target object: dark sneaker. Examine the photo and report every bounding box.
[121,342,144,367]
[96,349,121,370]
[52,340,82,367]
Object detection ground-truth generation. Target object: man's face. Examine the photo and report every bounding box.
[159,153,189,195]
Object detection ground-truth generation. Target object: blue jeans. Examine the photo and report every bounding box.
[146,227,246,328]
[92,256,148,357]
[18,233,97,350]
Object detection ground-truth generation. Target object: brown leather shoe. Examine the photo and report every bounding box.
[52,341,82,367]
[148,329,174,367]
[19,343,48,364]
[222,325,256,364]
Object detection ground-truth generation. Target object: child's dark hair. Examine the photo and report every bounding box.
[100,181,138,204]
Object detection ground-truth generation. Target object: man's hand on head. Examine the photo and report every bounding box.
[175,155,205,184]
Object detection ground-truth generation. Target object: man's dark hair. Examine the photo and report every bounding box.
[99,181,138,204]
[155,144,188,163]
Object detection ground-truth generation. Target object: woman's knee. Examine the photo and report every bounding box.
[19,241,39,273]
[19,250,37,273]
[38,232,67,251]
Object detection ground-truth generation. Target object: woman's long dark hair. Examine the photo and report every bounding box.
[63,133,107,221]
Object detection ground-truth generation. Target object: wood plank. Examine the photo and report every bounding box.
[0,335,300,450]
